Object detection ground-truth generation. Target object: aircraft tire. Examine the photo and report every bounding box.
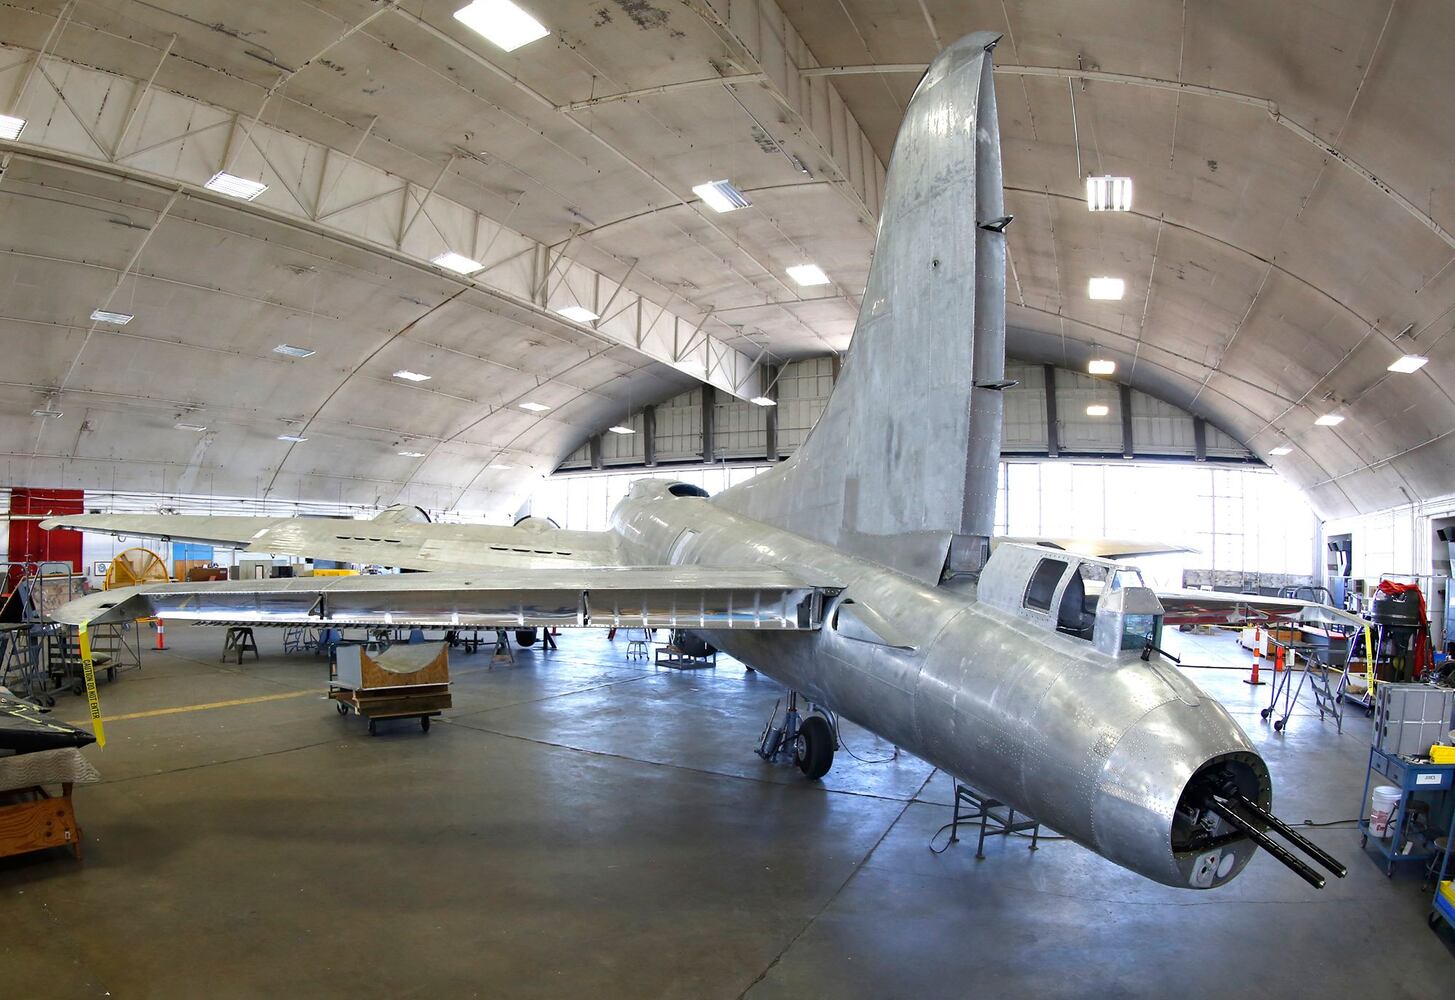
[515,628,538,647]
[795,714,834,780]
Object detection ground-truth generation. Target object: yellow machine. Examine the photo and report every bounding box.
[104,547,170,590]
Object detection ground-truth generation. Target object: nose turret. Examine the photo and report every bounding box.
[1093,696,1269,888]
[1093,696,1345,889]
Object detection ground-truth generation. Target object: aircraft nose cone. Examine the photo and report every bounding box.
[1092,697,1269,889]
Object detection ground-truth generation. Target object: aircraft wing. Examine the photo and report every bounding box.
[39,513,621,573]
[47,567,842,631]
[1154,588,1366,631]
[997,536,1195,559]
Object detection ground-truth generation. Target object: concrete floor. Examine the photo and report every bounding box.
[1,623,1451,998]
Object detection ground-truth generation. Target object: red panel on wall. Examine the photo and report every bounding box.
[8,488,84,572]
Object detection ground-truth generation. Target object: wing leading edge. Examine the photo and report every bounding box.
[49,567,842,632]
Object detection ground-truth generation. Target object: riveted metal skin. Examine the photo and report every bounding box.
[613,480,1266,889]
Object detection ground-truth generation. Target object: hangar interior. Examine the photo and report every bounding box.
[1,1,1453,996]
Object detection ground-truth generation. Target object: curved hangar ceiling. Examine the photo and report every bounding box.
[0,1,1451,520]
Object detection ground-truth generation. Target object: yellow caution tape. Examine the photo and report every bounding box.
[1363,624,1376,701]
[76,622,106,748]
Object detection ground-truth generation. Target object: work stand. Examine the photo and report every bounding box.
[947,784,1041,859]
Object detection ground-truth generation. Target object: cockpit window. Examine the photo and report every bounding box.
[1120,613,1158,651]
[1024,558,1068,612]
[667,483,710,498]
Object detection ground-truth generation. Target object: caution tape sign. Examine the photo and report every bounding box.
[76,622,106,748]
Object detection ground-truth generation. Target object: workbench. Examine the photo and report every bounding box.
[0,747,100,862]
[1357,746,1455,876]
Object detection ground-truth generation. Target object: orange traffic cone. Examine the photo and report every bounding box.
[155,617,167,650]
[1244,626,1265,686]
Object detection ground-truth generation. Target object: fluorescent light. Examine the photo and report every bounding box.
[1085,404,1110,417]
[1088,277,1125,300]
[1086,175,1133,212]
[392,370,432,382]
[519,401,550,412]
[1387,354,1429,374]
[452,0,550,52]
[692,179,751,213]
[1269,445,1293,456]
[0,114,25,140]
[556,305,599,323]
[174,422,208,432]
[432,251,485,275]
[90,309,133,325]
[274,344,316,358]
[1087,358,1116,376]
[787,263,830,286]
[607,425,635,435]
[32,407,63,418]
[205,171,268,201]
[749,396,777,407]
[397,450,425,458]
[277,434,309,442]
[1314,414,1344,427]
[488,463,512,470]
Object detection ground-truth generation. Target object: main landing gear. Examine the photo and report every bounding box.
[757,690,837,779]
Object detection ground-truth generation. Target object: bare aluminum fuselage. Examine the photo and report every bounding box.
[612,483,1268,890]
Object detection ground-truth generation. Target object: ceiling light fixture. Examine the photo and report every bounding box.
[692,179,752,213]
[398,450,426,458]
[1269,445,1293,456]
[1314,414,1344,427]
[1086,175,1133,212]
[452,0,550,52]
[749,396,777,407]
[519,401,550,412]
[0,114,26,140]
[1085,404,1110,417]
[432,251,485,274]
[556,305,599,323]
[204,171,268,201]
[392,370,432,382]
[1087,358,1116,376]
[175,422,208,432]
[90,309,133,325]
[1387,354,1429,374]
[274,344,316,358]
[607,424,635,435]
[1088,277,1125,300]
[787,263,831,287]
[277,433,309,443]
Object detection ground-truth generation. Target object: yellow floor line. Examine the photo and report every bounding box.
[67,689,317,726]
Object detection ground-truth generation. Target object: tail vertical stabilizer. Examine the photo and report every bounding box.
[715,33,1007,583]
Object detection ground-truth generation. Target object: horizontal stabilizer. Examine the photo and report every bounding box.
[49,567,842,631]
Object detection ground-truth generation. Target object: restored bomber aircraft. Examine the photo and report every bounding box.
[45,33,1352,891]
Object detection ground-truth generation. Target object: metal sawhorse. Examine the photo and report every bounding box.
[947,784,1041,859]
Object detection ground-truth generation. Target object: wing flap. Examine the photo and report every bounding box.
[49,567,842,631]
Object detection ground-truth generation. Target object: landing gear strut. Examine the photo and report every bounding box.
[757,691,837,780]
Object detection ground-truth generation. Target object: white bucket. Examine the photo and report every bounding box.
[1370,785,1401,838]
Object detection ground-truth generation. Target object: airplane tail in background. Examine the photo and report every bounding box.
[715,33,1007,585]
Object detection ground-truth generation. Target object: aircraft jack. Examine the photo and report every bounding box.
[756,692,838,779]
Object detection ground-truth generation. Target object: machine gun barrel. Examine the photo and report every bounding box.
[1230,792,1348,878]
[1206,798,1325,889]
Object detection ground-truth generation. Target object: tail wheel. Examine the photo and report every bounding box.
[795,714,834,780]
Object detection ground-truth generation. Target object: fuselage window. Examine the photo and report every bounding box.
[1024,558,1068,612]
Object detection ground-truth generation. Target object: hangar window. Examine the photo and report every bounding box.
[1024,558,1068,612]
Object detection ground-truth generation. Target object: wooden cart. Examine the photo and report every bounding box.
[328,642,452,736]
